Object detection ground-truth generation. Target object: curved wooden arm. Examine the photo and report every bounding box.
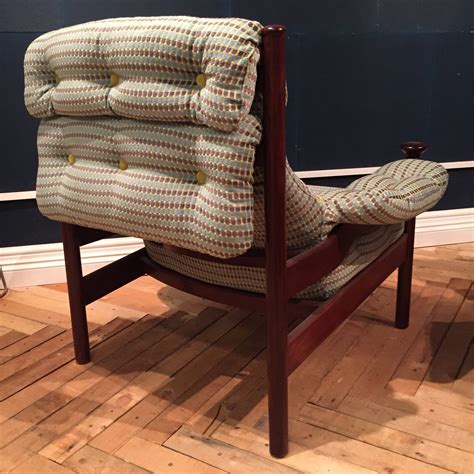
[400,141,428,159]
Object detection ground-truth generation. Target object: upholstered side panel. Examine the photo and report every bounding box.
[36,115,261,257]
[252,162,329,250]
[24,17,262,132]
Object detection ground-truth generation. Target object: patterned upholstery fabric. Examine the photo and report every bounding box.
[145,223,405,300]
[25,16,449,299]
[145,159,448,299]
[252,159,448,250]
[24,17,262,132]
[36,115,261,258]
[318,159,449,227]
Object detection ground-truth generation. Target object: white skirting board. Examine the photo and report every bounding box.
[1,207,472,289]
[413,208,473,248]
[1,237,145,289]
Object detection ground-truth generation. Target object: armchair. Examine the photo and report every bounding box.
[24,17,447,458]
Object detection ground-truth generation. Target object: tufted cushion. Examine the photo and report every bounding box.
[24,17,262,132]
[36,115,261,258]
[145,160,447,299]
[145,223,404,300]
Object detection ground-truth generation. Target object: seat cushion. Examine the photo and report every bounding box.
[24,17,262,132]
[145,222,404,300]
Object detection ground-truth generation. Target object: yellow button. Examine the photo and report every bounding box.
[54,73,60,84]
[110,73,120,87]
[118,159,128,171]
[196,171,206,185]
[196,73,207,88]
[67,154,76,165]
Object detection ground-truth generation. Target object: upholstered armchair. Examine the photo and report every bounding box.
[24,17,447,457]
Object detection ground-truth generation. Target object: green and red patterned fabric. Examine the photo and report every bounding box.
[24,17,262,132]
[35,115,261,258]
[25,17,264,258]
[145,159,448,299]
[24,16,448,299]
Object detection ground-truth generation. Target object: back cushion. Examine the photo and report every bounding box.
[36,115,262,258]
[24,17,262,132]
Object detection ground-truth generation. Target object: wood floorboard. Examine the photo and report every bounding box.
[0,242,472,473]
[0,330,27,351]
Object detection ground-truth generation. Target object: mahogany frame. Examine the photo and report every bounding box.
[60,25,425,458]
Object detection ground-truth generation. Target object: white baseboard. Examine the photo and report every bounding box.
[414,208,473,248]
[1,208,472,289]
[1,237,144,289]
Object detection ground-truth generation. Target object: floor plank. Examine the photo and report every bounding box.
[0,317,128,401]
[453,342,474,398]
[0,330,27,351]
[117,435,226,473]
[164,428,297,473]
[0,326,65,365]
[299,403,474,472]
[10,454,75,474]
[63,445,151,474]
[213,423,377,473]
[388,278,471,395]
[347,281,446,402]
[0,311,46,335]
[337,396,474,452]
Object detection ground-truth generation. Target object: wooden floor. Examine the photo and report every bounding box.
[0,243,473,473]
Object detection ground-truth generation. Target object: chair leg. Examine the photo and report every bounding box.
[395,218,416,329]
[62,223,90,364]
[266,299,289,458]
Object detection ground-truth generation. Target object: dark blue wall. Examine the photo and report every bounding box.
[1,0,473,246]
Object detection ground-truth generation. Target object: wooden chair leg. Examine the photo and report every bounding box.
[266,298,289,458]
[395,218,416,329]
[261,23,289,458]
[62,223,90,364]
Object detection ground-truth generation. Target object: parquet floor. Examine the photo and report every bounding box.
[0,243,473,473]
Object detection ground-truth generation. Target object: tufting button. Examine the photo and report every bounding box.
[118,159,128,171]
[196,73,207,88]
[68,154,76,165]
[110,73,120,87]
[54,73,60,84]
[196,170,206,185]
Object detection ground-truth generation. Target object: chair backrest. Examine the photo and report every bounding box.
[25,17,262,131]
[25,16,265,258]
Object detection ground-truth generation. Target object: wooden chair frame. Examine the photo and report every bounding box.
[61,25,424,458]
